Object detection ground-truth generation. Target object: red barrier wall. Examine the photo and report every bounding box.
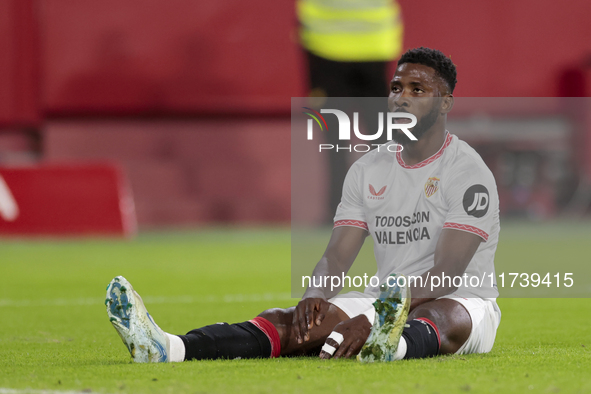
[41,0,303,116]
[0,0,40,127]
[397,0,591,97]
[43,120,291,227]
[0,164,136,236]
[0,0,590,123]
[39,0,591,117]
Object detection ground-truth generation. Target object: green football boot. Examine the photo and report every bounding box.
[106,276,169,363]
[358,274,410,362]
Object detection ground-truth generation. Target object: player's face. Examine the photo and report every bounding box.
[388,63,450,143]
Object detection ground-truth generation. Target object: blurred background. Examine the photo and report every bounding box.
[1,0,591,236]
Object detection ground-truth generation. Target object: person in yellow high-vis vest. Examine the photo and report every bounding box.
[297,0,404,221]
[298,0,403,65]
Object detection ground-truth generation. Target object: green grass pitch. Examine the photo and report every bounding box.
[1,223,590,393]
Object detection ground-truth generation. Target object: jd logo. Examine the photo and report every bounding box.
[463,185,489,218]
[304,108,418,141]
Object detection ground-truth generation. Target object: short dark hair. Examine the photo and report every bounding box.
[398,47,457,93]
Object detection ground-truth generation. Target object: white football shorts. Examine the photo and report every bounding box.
[328,291,501,355]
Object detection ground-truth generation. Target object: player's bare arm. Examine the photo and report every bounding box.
[292,225,367,344]
[405,229,482,354]
[409,228,482,309]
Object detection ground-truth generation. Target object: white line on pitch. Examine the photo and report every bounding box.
[0,389,109,394]
[0,293,294,308]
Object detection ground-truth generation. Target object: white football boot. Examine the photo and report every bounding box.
[358,274,410,362]
[106,276,169,362]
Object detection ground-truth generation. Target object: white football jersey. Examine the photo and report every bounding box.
[334,132,500,299]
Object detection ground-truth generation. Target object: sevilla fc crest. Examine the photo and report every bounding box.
[424,177,440,198]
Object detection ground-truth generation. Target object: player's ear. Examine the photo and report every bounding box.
[441,95,454,114]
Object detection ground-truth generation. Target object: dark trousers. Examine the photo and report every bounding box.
[305,51,391,220]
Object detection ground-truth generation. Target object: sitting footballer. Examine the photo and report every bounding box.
[105,47,501,363]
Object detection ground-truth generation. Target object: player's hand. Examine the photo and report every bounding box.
[319,315,371,359]
[292,297,331,344]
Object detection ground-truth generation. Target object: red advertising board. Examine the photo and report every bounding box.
[0,163,136,236]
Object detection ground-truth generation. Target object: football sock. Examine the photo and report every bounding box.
[178,316,281,360]
[392,336,408,360]
[165,333,186,362]
[397,318,441,360]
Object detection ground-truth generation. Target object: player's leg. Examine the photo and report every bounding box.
[406,298,471,355]
[410,296,502,356]
[179,304,350,360]
[106,275,285,362]
[357,276,470,362]
[257,304,349,356]
[106,276,349,362]
[359,295,501,362]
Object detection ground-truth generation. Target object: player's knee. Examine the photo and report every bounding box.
[409,305,442,326]
[259,307,293,333]
[408,306,451,350]
[258,307,287,324]
[257,307,296,351]
[409,301,471,354]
